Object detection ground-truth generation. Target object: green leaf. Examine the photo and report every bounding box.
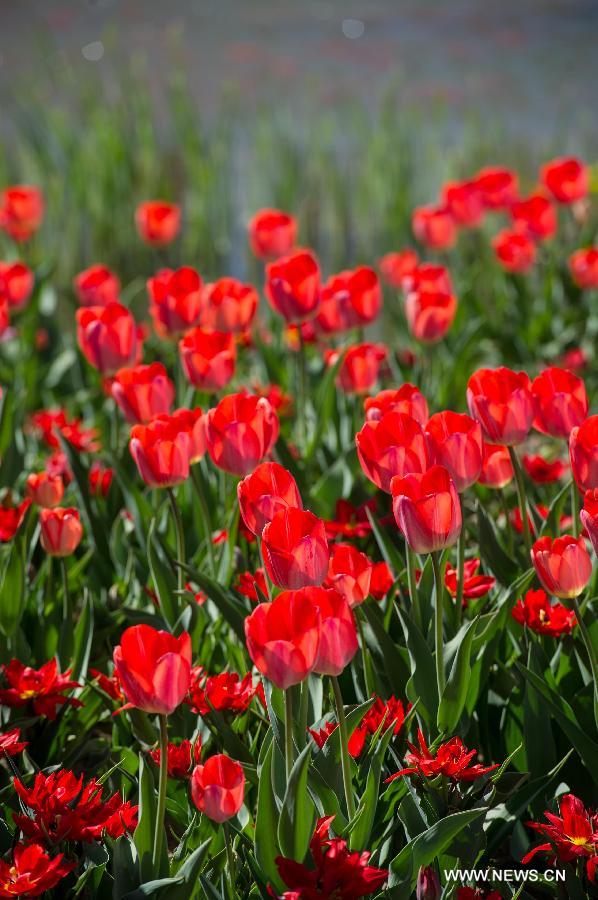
[348,725,395,851]
[70,589,94,685]
[365,509,405,576]
[134,754,168,882]
[148,517,177,629]
[178,561,246,641]
[277,743,315,862]
[304,351,345,461]
[437,618,477,734]
[397,608,438,726]
[254,737,284,890]
[0,528,27,637]
[476,500,518,585]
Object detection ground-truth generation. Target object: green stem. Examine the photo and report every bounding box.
[570,479,580,538]
[406,545,421,630]
[296,329,308,450]
[58,557,73,665]
[152,714,169,872]
[284,688,294,780]
[166,487,185,594]
[431,551,446,698]
[190,464,215,574]
[223,822,236,894]
[498,488,514,554]
[455,527,465,623]
[572,595,598,727]
[356,610,374,697]
[331,676,356,820]
[508,446,532,557]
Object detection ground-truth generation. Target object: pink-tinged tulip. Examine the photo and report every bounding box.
[310,587,358,676]
[237,461,302,537]
[474,166,519,210]
[364,385,428,426]
[76,303,138,376]
[111,363,175,424]
[569,247,598,290]
[39,508,83,557]
[191,755,245,823]
[327,343,387,395]
[135,200,181,245]
[324,542,372,608]
[510,193,557,241]
[248,208,297,260]
[244,589,321,688]
[477,442,513,489]
[403,263,452,295]
[531,367,588,439]
[113,624,192,714]
[466,367,533,445]
[492,229,537,274]
[425,410,483,492]
[200,277,258,332]
[0,262,34,310]
[179,327,236,392]
[416,866,442,900]
[441,179,484,227]
[26,473,64,509]
[205,393,279,476]
[569,415,598,492]
[405,291,457,343]
[391,465,462,554]
[356,411,429,493]
[531,535,592,599]
[147,267,203,337]
[581,490,598,556]
[74,265,120,307]
[170,407,206,464]
[412,204,456,250]
[265,249,321,323]
[0,185,44,241]
[316,267,381,333]
[540,156,589,204]
[378,249,419,288]
[262,507,329,589]
[129,414,190,488]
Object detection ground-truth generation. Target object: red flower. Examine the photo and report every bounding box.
[569,247,598,290]
[90,668,124,703]
[467,367,533,445]
[135,200,180,245]
[111,362,175,424]
[262,507,329,589]
[147,267,203,337]
[581,489,598,556]
[253,382,293,417]
[265,249,321,323]
[0,185,44,241]
[188,669,264,715]
[522,454,566,483]
[327,343,387,395]
[0,843,74,898]
[113,624,192,715]
[356,411,429,493]
[348,695,409,757]
[512,589,576,637]
[310,587,358,676]
[391,465,462,555]
[325,543,372,608]
[170,407,206,464]
[74,264,120,307]
[510,193,557,241]
[0,298,8,336]
[89,461,113,497]
[425,410,483,492]
[39,507,83,556]
[560,346,588,372]
[441,179,484,227]
[0,261,34,310]
[0,658,81,720]
[150,738,201,779]
[245,588,321,689]
[248,208,297,260]
[457,890,502,900]
[0,498,32,542]
[364,384,429,426]
[29,408,100,452]
[324,499,374,540]
[0,727,27,756]
[76,302,138,375]
[129,413,190,487]
[26,472,64,509]
[316,267,381,333]
[405,290,457,343]
[386,728,499,783]
[179,327,236,392]
[235,568,268,602]
[531,366,588,439]
[540,156,589,204]
[238,461,302,537]
[522,793,598,881]
[570,415,598,492]
[206,392,279,476]
[378,249,419,288]
[200,277,258,332]
[478,442,513,489]
[308,721,338,749]
[474,166,519,209]
[412,204,456,250]
[402,262,452,295]
[492,228,536,274]
[370,561,395,601]
[13,769,137,844]
[531,534,592,600]
[445,557,495,603]
[273,815,388,898]
[191,754,245,823]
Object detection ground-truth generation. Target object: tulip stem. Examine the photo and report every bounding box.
[58,558,73,665]
[190,465,215,575]
[406,546,422,630]
[284,689,294,780]
[431,551,446,699]
[508,446,532,557]
[572,595,598,727]
[166,487,185,595]
[223,822,236,892]
[455,529,465,624]
[331,676,356,821]
[152,714,169,873]
[570,480,580,538]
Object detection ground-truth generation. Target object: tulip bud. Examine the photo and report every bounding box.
[191,755,245,823]
[416,866,441,900]
[129,414,190,488]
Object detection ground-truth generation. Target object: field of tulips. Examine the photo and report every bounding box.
[0,133,597,900]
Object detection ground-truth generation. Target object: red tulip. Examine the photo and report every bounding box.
[474,166,519,210]
[328,343,387,394]
[310,587,358,675]
[0,498,32,542]
[364,384,429,426]
[244,588,320,688]
[466,367,533,445]
[324,542,372,608]
[531,535,592,599]
[113,624,192,714]
[135,200,181,245]
[0,843,74,897]
[0,299,8,337]
[402,263,452,295]
[512,588,576,637]
[129,414,190,487]
[425,410,483,492]
[191,755,245,823]
[111,363,175,424]
[200,277,258,332]
[262,507,329,589]
[492,228,536,273]
[39,507,83,557]
[237,461,302,537]
[441,179,484,227]
[356,411,429,493]
[26,472,64,509]
[248,208,297,260]
[569,415,598,492]
[0,261,34,310]
[569,247,598,290]
[405,290,457,343]
[510,193,557,241]
[170,407,206,464]
[179,327,236,392]
[265,249,321,322]
[540,156,589,204]
[391,465,462,554]
[378,249,419,288]
[147,267,203,337]
[531,367,588,439]
[412,204,457,250]
[76,303,138,375]
[522,454,566,484]
[580,489,598,556]
[0,185,44,241]
[74,264,120,307]
[316,266,381,333]
[477,442,513,489]
[89,461,113,497]
[205,392,279,476]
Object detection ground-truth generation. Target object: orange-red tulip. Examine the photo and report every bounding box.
[531,367,588,439]
[26,473,64,509]
[467,367,533,445]
[179,327,236,392]
[191,755,245,823]
[248,208,297,260]
[112,363,175,424]
[205,393,279,476]
[147,267,203,337]
[39,508,83,557]
[76,303,138,376]
[265,249,321,323]
[237,461,302,537]
[531,535,592,599]
[74,264,120,307]
[129,414,190,487]
[356,411,429,493]
[425,410,483,492]
[135,200,180,245]
[200,277,258,332]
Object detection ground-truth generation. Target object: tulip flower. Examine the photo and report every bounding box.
[391,465,462,556]
[316,266,381,333]
[237,461,302,537]
[328,342,387,394]
[477,442,513,489]
[147,267,203,337]
[492,229,536,273]
[0,299,7,337]
[265,248,321,322]
[0,184,44,240]
[310,587,358,676]
[405,290,457,343]
[531,367,588,439]
[113,624,191,715]
[412,204,456,250]
[76,303,138,376]
[205,392,279,476]
[74,264,120,306]
[0,261,34,309]
[386,728,499,783]
[261,507,329,589]
[569,247,598,290]
[416,866,442,900]
[581,490,598,556]
[510,193,557,241]
[129,414,190,488]
[26,472,64,509]
[522,794,598,881]
[356,411,429,493]
[111,362,175,424]
[324,542,372,608]
[248,207,297,259]
[378,248,419,288]
[39,507,83,557]
[540,156,589,204]
[179,327,236,392]
[170,407,206,464]
[200,277,258,332]
[467,367,533,446]
[425,410,483,492]
[522,454,566,484]
[570,415,598,492]
[474,166,519,209]
[364,384,429,426]
[0,844,74,897]
[135,200,180,245]
[403,262,452,295]
[512,589,576,637]
[441,178,484,227]
[191,754,245,823]
[531,535,592,600]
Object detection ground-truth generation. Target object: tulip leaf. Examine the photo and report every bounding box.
[476,500,518,585]
[437,617,478,734]
[178,561,246,641]
[147,517,178,629]
[365,509,405,577]
[397,608,438,727]
[277,743,315,862]
[70,588,95,686]
[304,351,345,461]
[361,603,410,697]
[348,723,395,851]
[134,754,168,882]
[0,527,27,637]
[254,736,284,891]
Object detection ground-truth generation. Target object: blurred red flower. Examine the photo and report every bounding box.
[76,302,138,375]
[248,208,297,260]
[135,200,180,245]
[265,248,321,323]
[200,276,258,332]
[405,290,457,343]
[0,185,44,241]
[378,248,419,288]
[179,327,236,392]
[510,193,557,241]
[540,156,589,204]
[74,264,120,307]
[0,497,31,542]
[522,454,566,483]
[474,166,518,209]
[316,266,381,333]
[569,247,598,290]
[0,727,27,756]
[147,267,203,337]
[412,204,456,250]
[0,658,81,720]
[150,738,202,779]
[0,261,34,310]
[111,362,175,424]
[492,228,536,273]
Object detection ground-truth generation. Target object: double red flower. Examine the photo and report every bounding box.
[0,843,74,897]
[386,728,499,783]
[511,589,576,637]
[0,658,81,720]
[522,793,598,882]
